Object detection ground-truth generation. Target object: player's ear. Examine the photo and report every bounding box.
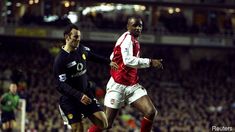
[64,34,69,40]
[127,24,130,31]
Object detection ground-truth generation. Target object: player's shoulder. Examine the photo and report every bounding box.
[121,31,131,37]
[84,46,91,51]
[123,32,132,40]
[54,50,63,61]
[79,44,91,51]
[117,32,131,43]
[1,93,9,98]
[53,50,66,66]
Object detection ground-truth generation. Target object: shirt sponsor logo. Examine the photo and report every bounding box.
[7,101,12,105]
[71,69,87,77]
[67,61,77,68]
[110,99,115,105]
[77,63,83,71]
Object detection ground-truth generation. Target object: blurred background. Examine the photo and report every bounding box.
[0,0,235,132]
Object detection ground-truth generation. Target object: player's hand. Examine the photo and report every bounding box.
[151,59,163,69]
[110,61,118,70]
[80,94,92,105]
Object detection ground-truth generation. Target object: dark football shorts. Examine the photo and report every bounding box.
[59,96,103,125]
[1,111,15,123]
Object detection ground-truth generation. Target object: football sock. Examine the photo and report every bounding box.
[87,125,102,132]
[140,117,153,132]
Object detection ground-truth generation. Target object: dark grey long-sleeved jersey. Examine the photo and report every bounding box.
[53,44,110,100]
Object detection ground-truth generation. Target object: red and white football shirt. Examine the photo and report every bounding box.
[110,31,151,86]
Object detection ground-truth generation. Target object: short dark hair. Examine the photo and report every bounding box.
[127,16,142,23]
[63,24,79,37]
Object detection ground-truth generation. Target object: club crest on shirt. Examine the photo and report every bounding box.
[68,114,73,119]
[82,54,86,60]
[7,101,12,105]
[110,99,115,105]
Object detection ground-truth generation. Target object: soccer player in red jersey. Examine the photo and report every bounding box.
[89,17,163,132]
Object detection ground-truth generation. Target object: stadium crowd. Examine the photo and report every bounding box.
[0,40,234,132]
[17,10,234,37]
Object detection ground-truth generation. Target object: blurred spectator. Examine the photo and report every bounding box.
[0,39,234,131]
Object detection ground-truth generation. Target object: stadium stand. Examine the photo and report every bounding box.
[0,39,234,131]
[0,0,235,131]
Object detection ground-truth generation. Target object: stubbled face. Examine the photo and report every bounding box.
[9,83,17,94]
[66,29,81,49]
[127,18,143,38]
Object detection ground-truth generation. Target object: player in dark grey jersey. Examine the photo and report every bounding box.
[53,24,118,132]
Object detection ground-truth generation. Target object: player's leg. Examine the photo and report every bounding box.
[9,112,16,130]
[60,110,84,132]
[2,121,10,130]
[86,97,109,132]
[59,96,84,132]
[103,79,125,129]
[84,97,107,132]
[128,85,157,132]
[70,122,83,132]
[87,108,119,132]
[1,111,14,131]
[105,107,119,129]
[9,120,15,130]
[131,95,157,132]
[88,111,107,129]
[3,121,14,132]
[87,111,107,132]
[88,78,124,131]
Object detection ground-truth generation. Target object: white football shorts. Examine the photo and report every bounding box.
[104,77,147,109]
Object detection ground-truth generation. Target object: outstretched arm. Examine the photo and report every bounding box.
[121,35,163,69]
[87,48,110,64]
[85,46,118,70]
[121,35,150,68]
